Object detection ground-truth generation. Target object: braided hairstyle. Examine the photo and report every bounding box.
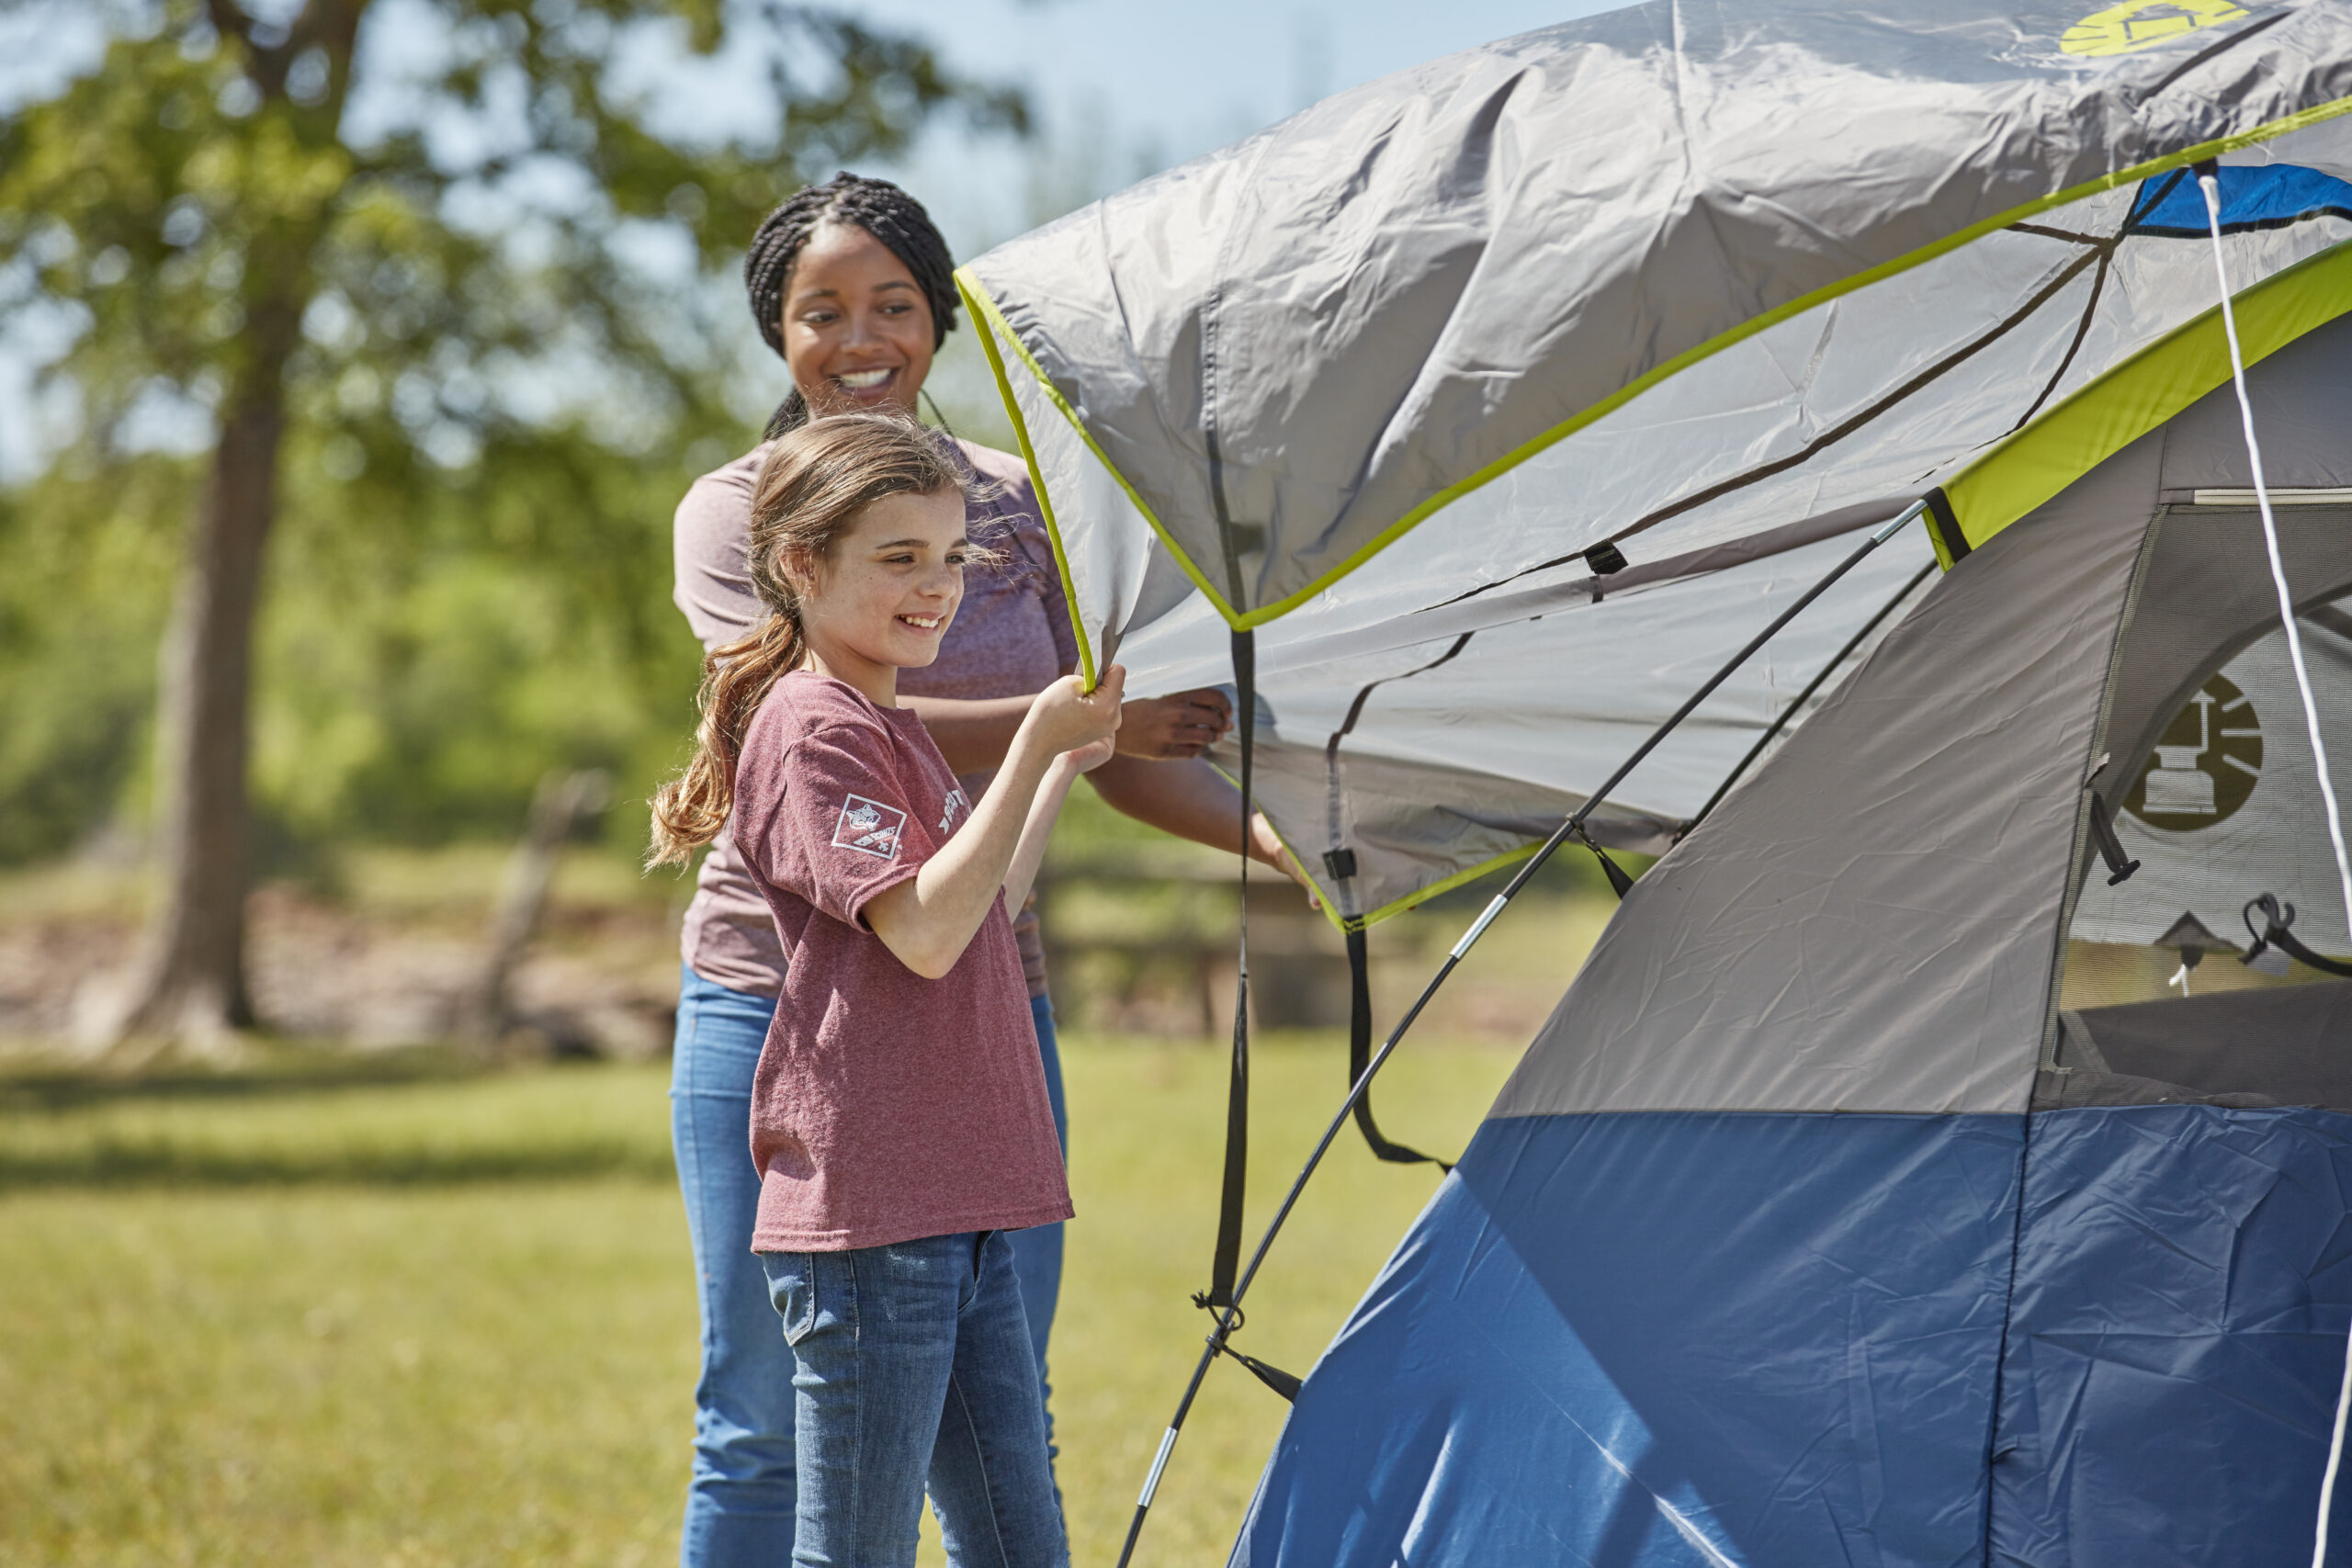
[744,174,959,439]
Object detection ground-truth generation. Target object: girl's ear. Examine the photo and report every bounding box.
[777,546,822,603]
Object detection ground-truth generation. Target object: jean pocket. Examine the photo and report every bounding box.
[776,1254,819,1346]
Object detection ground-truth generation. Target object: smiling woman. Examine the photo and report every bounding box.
[662,173,1314,1568]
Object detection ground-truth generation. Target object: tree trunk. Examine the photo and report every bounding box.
[105,373,288,1050]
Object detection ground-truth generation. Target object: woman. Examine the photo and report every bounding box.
[668,173,1299,1567]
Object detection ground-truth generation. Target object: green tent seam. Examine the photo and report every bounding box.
[1939,234,2352,563]
[963,92,2352,653]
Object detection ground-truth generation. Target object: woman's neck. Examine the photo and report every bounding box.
[799,639,899,710]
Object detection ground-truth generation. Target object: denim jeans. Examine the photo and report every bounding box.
[670,966,1068,1568]
[762,1233,1068,1568]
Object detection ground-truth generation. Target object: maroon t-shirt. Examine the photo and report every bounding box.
[732,671,1071,1252]
[673,435,1076,1000]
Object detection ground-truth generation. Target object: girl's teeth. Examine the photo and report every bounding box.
[839,369,891,389]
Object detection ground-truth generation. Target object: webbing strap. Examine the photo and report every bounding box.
[2243,894,2352,978]
[1199,628,1255,1313]
[1344,927,1449,1171]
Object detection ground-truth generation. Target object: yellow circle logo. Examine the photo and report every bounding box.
[2063,0,2251,56]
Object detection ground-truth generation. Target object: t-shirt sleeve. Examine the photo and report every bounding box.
[768,720,934,930]
[672,452,768,652]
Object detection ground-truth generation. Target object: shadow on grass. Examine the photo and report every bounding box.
[0,1048,676,1191]
[0,1043,495,1113]
[0,1140,676,1191]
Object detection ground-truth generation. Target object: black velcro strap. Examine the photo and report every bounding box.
[1924,487,1970,567]
[1345,926,1451,1171]
[2244,894,2352,977]
[2086,793,2141,886]
[1202,628,1255,1313]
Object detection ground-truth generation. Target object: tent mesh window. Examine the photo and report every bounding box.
[2052,508,2352,1111]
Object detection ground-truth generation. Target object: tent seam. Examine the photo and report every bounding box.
[955,272,1100,691]
[972,92,2352,630]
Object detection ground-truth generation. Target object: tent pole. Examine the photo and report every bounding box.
[1113,497,1924,1568]
[1684,557,1939,835]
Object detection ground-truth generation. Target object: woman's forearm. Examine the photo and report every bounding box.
[1086,756,1264,860]
[899,694,1030,774]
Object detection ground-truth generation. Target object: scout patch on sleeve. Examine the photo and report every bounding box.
[831,795,907,860]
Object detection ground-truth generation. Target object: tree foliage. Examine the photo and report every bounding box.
[0,0,1023,866]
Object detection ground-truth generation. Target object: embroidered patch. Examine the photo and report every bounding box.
[831,795,907,860]
[937,787,969,836]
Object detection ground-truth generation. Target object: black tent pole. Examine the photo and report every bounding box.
[1112,497,1924,1568]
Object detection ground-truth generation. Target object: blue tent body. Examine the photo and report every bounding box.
[1234,322,2352,1565]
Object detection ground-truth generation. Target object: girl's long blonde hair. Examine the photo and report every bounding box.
[648,413,973,867]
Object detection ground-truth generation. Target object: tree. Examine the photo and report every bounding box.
[0,0,1022,1046]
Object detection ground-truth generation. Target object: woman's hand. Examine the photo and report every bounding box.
[1117,687,1232,760]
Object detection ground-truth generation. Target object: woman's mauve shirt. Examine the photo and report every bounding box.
[732,671,1071,1251]
[672,435,1077,999]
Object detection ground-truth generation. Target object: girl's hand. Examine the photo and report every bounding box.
[1065,735,1117,773]
[1117,687,1232,760]
[1026,665,1125,759]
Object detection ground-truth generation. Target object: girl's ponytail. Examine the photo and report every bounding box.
[647,412,976,869]
[647,606,807,867]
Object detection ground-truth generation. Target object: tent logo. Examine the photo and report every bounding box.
[2062,1,2250,56]
[2124,672,2262,828]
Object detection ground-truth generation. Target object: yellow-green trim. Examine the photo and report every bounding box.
[1351,843,1544,933]
[964,93,2352,631]
[1942,237,2352,553]
[956,271,1246,663]
[956,272,1098,691]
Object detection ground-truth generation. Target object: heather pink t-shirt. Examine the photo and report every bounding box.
[733,671,1071,1252]
[674,435,1076,1000]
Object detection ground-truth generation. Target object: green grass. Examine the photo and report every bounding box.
[0,1034,1521,1567]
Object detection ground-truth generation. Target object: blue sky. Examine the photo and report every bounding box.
[0,0,1622,475]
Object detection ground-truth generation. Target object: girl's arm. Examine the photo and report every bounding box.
[903,686,1231,773]
[865,669,1125,979]
[999,739,1114,919]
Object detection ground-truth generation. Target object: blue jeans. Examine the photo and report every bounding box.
[762,1233,1068,1568]
[671,967,1068,1568]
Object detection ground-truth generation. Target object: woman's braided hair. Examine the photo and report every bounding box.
[744,174,959,440]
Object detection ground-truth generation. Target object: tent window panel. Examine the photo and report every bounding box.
[2050,513,2352,1110]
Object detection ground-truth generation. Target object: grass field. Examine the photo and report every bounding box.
[0,1033,1522,1567]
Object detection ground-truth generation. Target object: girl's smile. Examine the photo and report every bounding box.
[793,486,971,707]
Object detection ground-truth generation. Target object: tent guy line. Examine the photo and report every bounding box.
[2196,162,2352,1568]
[1113,495,1927,1568]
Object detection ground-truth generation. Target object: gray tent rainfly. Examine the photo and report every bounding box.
[958,0,2352,931]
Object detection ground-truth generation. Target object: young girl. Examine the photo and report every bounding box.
[650,412,1121,1568]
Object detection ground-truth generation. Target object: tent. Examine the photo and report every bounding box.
[953,2,2352,1562]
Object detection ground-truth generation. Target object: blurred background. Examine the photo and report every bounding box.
[0,4,1631,1564]
[0,0,1621,1059]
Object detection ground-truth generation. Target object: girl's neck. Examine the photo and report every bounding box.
[799,639,899,710]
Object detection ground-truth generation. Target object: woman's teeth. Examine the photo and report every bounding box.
[838,368,893,389]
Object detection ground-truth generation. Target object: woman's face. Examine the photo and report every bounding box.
[780,222,935,418]
[795,488,969,679]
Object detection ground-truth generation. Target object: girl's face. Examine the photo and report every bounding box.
[795,488,968,686]
[781,223,935,419]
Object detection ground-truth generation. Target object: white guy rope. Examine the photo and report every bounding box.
[2197,168,2352,1568]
